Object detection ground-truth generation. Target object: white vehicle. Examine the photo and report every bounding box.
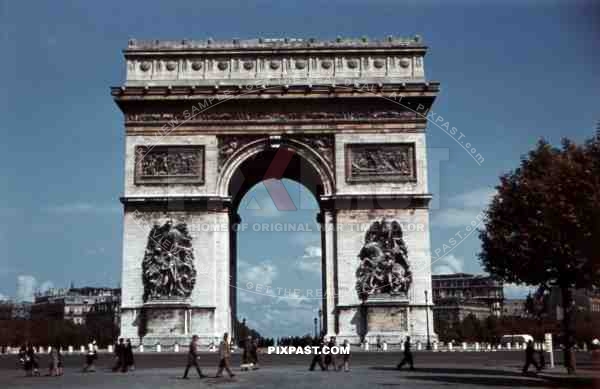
[500,334,534,346]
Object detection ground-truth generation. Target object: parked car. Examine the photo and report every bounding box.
[499,334,533,347]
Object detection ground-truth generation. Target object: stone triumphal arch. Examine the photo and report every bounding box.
[112,37,440,346]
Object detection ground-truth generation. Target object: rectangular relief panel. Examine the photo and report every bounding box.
[345,143,416,183]
[367,306,408,332]
[135,145,204,185]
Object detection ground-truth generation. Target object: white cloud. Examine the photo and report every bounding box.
[238,293,319,337]
[238,261,278,286]
[293,245,323,274]
[16,275,36,302]
[504,283,535,299]
[0,293,9,301]
[432,254,464,275]
[295,260,321,275]
[45,202,120,214]
[39,281,54,293]
[432,187,496,228]
[302,246,322,258]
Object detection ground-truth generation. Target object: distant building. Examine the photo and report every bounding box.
[0,301,13,320]
[12,302,32,319]
[31,287,120,325]
[432,273,504,327]
[0,301,32,320]
[543,287,600,320]
[503,299,528,318]
[433,299,492,326]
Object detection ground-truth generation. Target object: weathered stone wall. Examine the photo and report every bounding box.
[120,209,230,344]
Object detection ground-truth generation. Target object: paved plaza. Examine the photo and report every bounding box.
[0,352,597,388]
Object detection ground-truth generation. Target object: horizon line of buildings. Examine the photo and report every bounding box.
[1,275,598,335]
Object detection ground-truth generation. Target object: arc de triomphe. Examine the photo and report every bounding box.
[112,37,439,346]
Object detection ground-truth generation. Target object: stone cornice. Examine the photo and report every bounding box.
[120,196,231,212]
[125,36,426,53]
[120,194,432,211]
[112,81,439,96]
[122,37,432,86]
[320,194,432,210]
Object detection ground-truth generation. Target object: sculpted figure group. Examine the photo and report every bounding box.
[356,219,412,301]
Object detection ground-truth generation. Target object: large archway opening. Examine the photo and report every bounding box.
[226,146,330,341]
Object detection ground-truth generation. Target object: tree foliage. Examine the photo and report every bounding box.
[479,134,600,370]
[479,136,600,291]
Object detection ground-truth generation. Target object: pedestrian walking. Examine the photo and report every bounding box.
[250,337,259,369]
[522,340,540,374]
[26,343,40,376]
[182,335,207,379]
[241,336,251,367]
[48,345,62,376]
[124,339,135,371]
[397,336,414,370]
[83,340,98,372]
[215,332,235,378]
[309,336,326,371]
[324,336,338,371]
[113,338,125,372]
[337,340,351,372]
[18,344,27,374]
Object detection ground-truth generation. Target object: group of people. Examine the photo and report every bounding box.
[15,334,567,379]
[112,338,135,373]
[309,336,351,372]
[241,335,260,370]
[183,332,235,379]
[18,343,63,377]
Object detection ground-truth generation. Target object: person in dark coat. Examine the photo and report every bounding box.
[324,337,339,370]
[26,344,40,376]
[242,336,251,365]
[124,339,135,372]
[397,336,414,370]
[112,338,125,372]
[309,336,326,371]
[18,344,30,376]
[522,340,540,374]
[250,337,259,369]
[182,335,207,379]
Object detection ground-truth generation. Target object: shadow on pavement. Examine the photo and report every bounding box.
[370,366,598,388]
[370,367,519,376]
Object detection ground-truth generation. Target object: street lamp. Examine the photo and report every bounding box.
[425,290,432,350]
[318,309,322,336]
[314,317,318,338]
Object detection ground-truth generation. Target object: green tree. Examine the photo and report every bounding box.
[479,134,600,373]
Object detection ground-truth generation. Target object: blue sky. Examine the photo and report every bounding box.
[0,0,598,337]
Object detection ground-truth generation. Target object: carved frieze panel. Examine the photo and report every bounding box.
[126,110,417,123]
[217,135,262,171]
[345,143,416,183]
[135,146,204,185]
[367,307,408,332]
[293,134,334,168]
